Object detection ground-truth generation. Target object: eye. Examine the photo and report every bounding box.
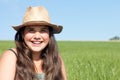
[27,28,35,33]
[40,28,49,33]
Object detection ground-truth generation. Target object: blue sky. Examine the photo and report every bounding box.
[0,0,120,41]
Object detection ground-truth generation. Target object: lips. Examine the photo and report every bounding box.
[31,41,43,46]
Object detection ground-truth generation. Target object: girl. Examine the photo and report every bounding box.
[0,6,66,80]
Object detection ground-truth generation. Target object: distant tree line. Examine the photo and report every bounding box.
[109,36,120,40]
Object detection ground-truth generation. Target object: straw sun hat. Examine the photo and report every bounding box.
[12,6,63,34]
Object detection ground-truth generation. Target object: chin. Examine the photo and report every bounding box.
[31,47,44,52]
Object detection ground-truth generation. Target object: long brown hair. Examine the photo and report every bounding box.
[14,27,63,80]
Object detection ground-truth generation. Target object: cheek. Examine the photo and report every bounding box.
[42,33,50,41]
[24,33,32,41]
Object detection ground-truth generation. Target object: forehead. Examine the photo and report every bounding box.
[25,25,49,29]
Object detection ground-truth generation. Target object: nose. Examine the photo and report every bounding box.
[33,32,41,40]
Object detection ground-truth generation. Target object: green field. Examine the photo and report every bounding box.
[0,41,120,80]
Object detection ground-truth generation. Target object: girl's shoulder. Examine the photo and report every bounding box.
[8,48,17,57]
[0,48,17,80]
[0,48,17,62]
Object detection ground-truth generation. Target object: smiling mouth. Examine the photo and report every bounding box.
[31,41,43,46]
[32,41,42,44]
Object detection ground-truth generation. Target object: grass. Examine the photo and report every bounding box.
[0,40,15,54]
[58,41,120,80]
[0,41,120,80]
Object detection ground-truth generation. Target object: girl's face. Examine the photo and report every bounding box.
[23,25,50,53]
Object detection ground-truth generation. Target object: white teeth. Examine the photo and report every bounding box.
[32,42,41,44]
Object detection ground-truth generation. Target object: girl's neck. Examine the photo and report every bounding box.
[32,51,41,60]
[33,59,44,73]
[32,52,44,73]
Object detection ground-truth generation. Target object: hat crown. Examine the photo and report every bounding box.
[12,6,63,34]
[23,6,50,23]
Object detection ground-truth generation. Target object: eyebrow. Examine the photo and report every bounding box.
[25,26,33,29]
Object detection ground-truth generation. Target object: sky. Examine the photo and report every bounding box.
[0,0,120,41]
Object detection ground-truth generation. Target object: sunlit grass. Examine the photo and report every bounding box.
[0,40,15,54]
[58,41,120,80]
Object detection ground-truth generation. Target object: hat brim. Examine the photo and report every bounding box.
[12,21,63,34]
